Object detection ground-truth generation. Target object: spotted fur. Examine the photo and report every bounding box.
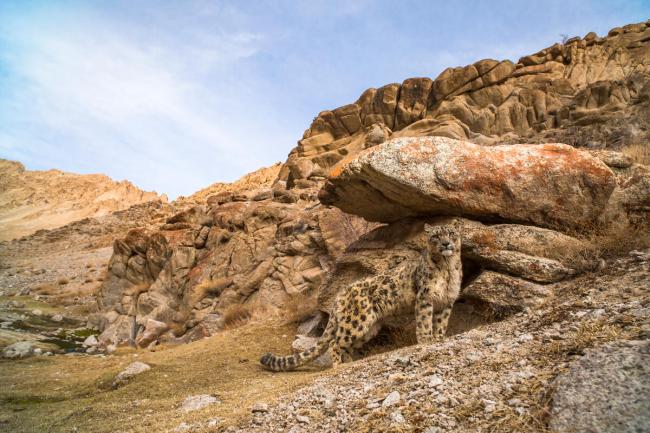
[260,224,462,371]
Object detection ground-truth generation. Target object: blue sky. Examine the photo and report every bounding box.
[1,1,648,198]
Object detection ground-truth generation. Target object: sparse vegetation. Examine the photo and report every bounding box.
[221,303,254,328]
[191,277,232,304]
[622,142,650,166]
[1,17,648,433]
[33,283,59,296]
[282,292,319,324]
[32,281,100,306]
[0,322,312,433]
[586,222,650,259]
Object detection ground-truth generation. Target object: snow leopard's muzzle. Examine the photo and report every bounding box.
[439,242,456,257]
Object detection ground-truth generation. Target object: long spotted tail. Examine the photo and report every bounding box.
[260,316,336,372]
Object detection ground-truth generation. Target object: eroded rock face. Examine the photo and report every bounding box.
[319,137,616,229]
[284,22,650,185]
[97,188,373,346]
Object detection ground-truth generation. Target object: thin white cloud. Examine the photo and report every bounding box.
[0,4,276,197]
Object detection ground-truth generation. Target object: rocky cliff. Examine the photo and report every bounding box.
[281,21,650,185]
[175,163,282,207]
[95,21,650,349]
[0,159,166,242]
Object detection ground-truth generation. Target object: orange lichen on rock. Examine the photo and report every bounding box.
[319,136,617,229]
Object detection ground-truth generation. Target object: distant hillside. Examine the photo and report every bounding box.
[174,162,282,206]
[0,159,166,241]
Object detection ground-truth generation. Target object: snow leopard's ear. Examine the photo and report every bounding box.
[424,223,436,234]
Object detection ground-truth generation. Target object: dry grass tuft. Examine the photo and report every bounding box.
[33,283,59,296]
[222,302,284,329]
[217,293,317,331]
[32,280,100,305]
[585,223,650,259]
[282,293,318,324]
[53,286,100,306]
[191,277,232,304]
[622,143,650,166]
[569,320,623,351]
[221,303,254,328]
[543,319,626,360]
[486,389,552,433]
[563,215,650,263]
[167,322,188,338]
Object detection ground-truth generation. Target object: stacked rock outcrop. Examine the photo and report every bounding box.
[281,21,650,187]
[96,185,374,345]
[95,22,650,346]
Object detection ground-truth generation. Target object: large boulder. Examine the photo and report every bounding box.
[319,136,616,230]
[1,341,35,359]
[461,271,553,316]
[461,221,594,283]
[112,361,151,389]
[549,340,650,433]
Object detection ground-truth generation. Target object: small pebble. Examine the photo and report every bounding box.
[382,391,401,407]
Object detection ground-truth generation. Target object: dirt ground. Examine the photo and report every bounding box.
[0,321,328,433]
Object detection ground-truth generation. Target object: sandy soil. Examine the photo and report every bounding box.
[0,321,327,433]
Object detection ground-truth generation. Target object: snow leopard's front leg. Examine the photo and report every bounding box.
[415,286,435,344]
[432,304,453,340]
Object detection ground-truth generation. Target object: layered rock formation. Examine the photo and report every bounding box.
[281,21,650,187]
[95,21,650,347]
[0,159,166,241]
[96,186,374,346]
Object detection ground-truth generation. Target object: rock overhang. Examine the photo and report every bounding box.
[319,136,617,230]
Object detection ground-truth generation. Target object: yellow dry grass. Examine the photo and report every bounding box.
[32,282,100,307]
[584,223,650,259]
[191,277,232,304]
[124,283,150,297]
[0,321,326,433]
[622,142,650,166]
[218,293,319,330]
[220,303,255,328]
[281,292,319,325]
[33,283,59,296]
